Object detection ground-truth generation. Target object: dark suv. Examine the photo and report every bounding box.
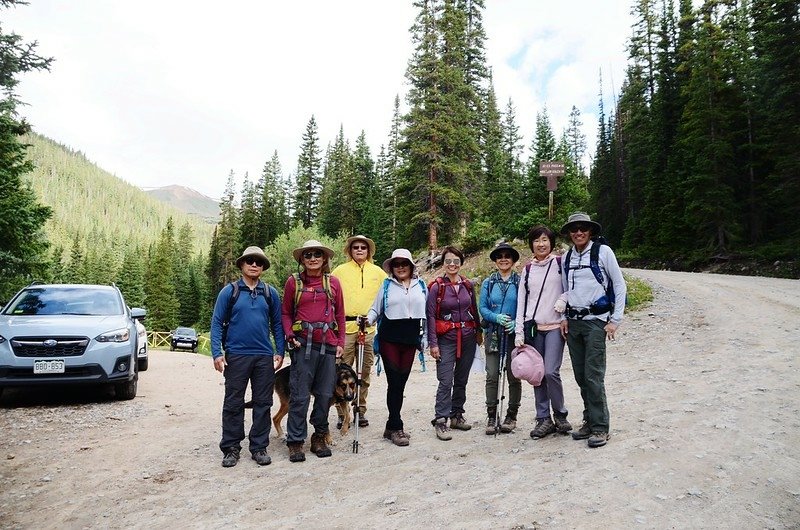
[0,283,146,400]
[170,327,198,352]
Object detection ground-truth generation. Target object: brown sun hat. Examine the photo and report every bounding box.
[560,212,602,236]
[292,239,335,263]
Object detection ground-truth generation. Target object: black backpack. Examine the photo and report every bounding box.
[563,236,618,314]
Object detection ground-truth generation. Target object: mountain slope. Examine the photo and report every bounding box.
[145,185,219,223]
[21,132,215,253]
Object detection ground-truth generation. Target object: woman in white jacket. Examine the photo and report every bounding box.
[515,225,572,439]
[367,248,427,447]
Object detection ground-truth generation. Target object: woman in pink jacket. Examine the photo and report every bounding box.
[514,226,572,439]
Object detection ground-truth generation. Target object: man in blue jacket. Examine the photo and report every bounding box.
[210,246,285,467]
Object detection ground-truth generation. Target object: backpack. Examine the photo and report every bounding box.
[482,271,519,328]
[221,281,272,349]
[563,236,617,314]
[429,275,474,320]
[290,272,337,331]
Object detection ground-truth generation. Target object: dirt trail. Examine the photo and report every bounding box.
[1,270,799,529]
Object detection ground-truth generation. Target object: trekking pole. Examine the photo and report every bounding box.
[495,329,508,437]
[352,316,366,453]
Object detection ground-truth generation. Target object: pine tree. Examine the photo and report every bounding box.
[565,106,588,175]
[116,246,146,308]
[256,151,289,248]
[293,116,322,228]
[0,2,53,299]
[145,221,179,332]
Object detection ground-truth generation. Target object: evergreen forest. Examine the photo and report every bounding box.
[3,0,798,332]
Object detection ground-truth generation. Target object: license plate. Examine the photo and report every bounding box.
[177,342,192,347]
[34,359,65,374]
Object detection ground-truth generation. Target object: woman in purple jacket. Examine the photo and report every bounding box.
[427,246,482,441]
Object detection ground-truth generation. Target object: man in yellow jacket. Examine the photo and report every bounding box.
[331,235,386,427]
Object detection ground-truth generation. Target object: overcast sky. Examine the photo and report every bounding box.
[6,1,634,200]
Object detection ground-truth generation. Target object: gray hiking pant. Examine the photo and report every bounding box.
[220,354,274,455]
[286,339,336,444]
[566,319,609,432]
[484,331,521,414]
[532,328,568,420]
[433,335,476,421]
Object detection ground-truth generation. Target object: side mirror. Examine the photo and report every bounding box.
[130,307,147,321]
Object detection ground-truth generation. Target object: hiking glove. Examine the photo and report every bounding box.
[503,319,515,332]
[496,314,510,327]
[554,299,567,313]
[514,336,524,348]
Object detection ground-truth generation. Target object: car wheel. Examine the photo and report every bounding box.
[114,378,137,400]
[170,345,175,351]
[138,358,149,371]
[192,346,197,353]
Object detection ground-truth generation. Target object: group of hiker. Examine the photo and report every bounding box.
[208,211,627,467]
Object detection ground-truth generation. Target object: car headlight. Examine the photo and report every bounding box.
[96,328,130,343]
[0,335,5,344]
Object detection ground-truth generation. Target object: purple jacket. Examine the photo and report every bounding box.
[426,276,480,349]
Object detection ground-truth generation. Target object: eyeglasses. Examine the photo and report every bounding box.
[351,244,368,251]
[569,224,591,234]
[303,250,324,259]
[443,258,461,265]
[392,261,412,268]
[495,252,513,260]
[245,257,266,268]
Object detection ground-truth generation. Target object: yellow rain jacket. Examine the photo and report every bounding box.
[331,259,386,334]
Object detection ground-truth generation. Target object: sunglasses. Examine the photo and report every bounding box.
[351,244,369,251]
[569,224,591,234]
[443,258,461,265]
[392,261,412,268]
[495,252,513,260]
[303,250,324,259]
[245,257,266,267]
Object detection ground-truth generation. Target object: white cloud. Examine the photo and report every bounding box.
[6,0,634,198]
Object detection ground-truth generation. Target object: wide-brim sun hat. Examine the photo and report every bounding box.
[236,245,271,269]
[560,212,602,236]
[489,242,520,263]
[382,248,416,275]
[344,235,376,260]
[292,239,335,263]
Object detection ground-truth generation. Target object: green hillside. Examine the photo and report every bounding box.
[21,132,214,253]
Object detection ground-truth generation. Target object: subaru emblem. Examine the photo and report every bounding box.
[43,339,58,347]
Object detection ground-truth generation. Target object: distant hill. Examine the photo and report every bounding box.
[22,132,215,253]
[145,185,220,223]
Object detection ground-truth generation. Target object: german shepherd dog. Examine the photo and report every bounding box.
[246,362,358,445]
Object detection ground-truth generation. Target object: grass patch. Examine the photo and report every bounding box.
[623,273,653,312]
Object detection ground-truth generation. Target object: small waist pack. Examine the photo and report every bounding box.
[510,344,544,386]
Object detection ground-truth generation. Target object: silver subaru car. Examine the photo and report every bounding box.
[0,283,146,400]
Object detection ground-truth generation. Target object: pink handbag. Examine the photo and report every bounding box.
[510,344,544,386]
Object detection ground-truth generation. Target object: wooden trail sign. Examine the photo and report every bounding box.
[539,160,565,220]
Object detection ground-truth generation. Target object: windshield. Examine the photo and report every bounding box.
[175,327,196,336]
[3,287,123,316]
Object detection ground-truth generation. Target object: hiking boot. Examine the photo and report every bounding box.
[450,414,472,431]
[554,414,573,434]
[485,415,497,435]
[310,432,332,458]
[588,431,609,448]
[499,416,517,433]
[251,449,271,466]
[383,429,410,447]
[571,421,592,440]
[221,448,240,468]
[287,442,305,463]
[358,415,369,428]
[434,419,452,441]
[530,417,556,439]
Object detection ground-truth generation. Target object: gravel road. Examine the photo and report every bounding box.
[1,269,799,529]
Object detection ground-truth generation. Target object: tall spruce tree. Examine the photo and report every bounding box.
[0,2,53,300]
[256,151,289,247]
[293,116,322,228]
[145,219,179,332]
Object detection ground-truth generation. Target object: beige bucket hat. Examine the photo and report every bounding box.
[292,239,335,263]
[344,235,376,260]
[236,245,271,269]
[382,248,416,275]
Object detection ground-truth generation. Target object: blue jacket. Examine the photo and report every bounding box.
[479,271,520,326]
[210,279,285,359]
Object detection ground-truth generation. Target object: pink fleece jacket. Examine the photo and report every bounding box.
[514,254,566,333]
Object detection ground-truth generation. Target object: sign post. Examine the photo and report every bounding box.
[539,161,565,221]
